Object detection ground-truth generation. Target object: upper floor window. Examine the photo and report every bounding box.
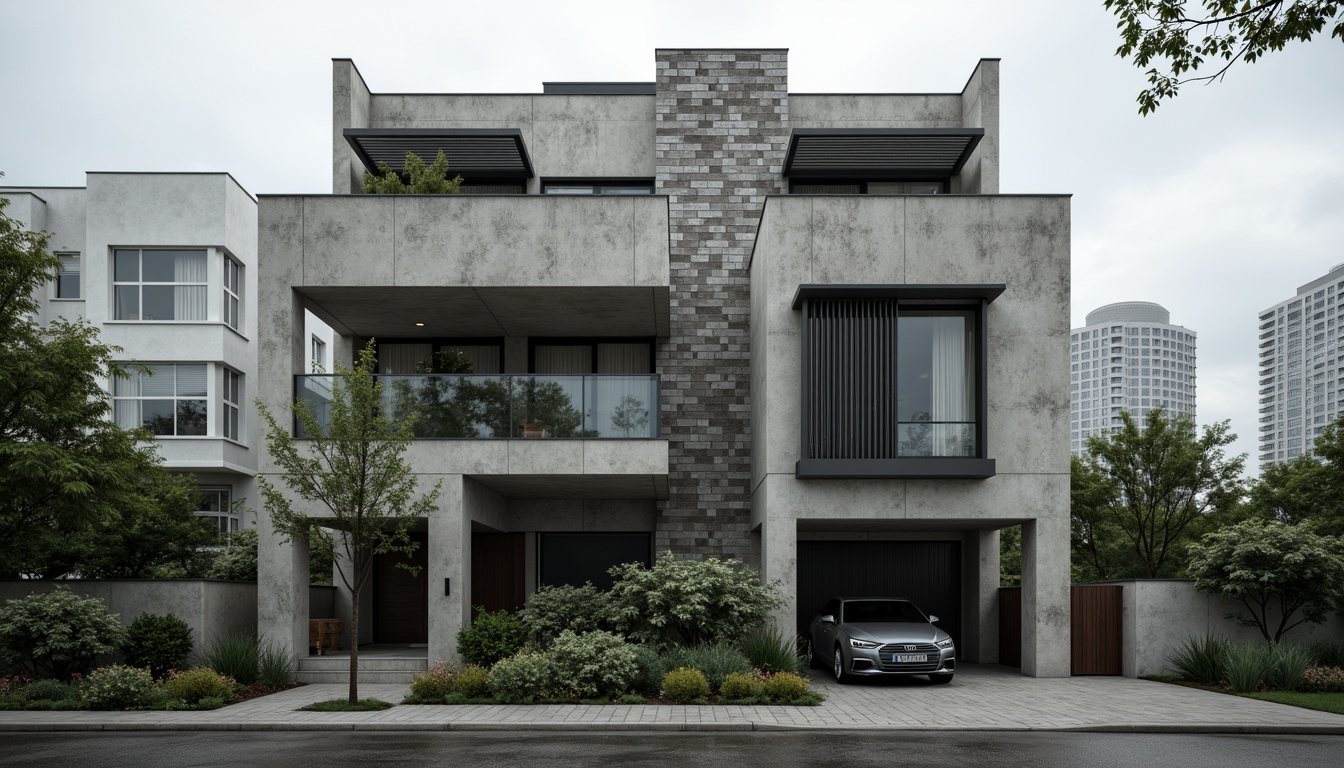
[311,336,327,372]
[55,253,81,299]
[222,368,241,442]
[113,363,207,436]
[790,180,944,195]
[223,256,241,331]
[114,249,207,321]
[794,285,1001,479]
[542,180,655,195]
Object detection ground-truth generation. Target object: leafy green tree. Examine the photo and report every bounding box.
[257,339,442,705]
[999,525,1022,587]
[1247,417,1344,535]
[0,182,179,577]
[607,553,783,648]
[1105,1,1344,114]
[362,150,464,194]
[1188,519,1344,643]
[1078,408,1245,577]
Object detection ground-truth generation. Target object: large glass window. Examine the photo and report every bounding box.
[113,364,208,436]
[197,487,238,538]
[114,249,207,321]
[55,253,80,298]
[897,311,976,457]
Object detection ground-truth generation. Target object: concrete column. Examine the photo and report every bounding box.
[427,475,467,663]
[331,332,355,371]
[760,515,797,635]
[1020,516,1071,677]
[332,59,372,195]
[256,516,309,661]
[961,528,1000,663]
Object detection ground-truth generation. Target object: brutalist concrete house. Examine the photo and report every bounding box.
[257,49,1071,678]
[1,173,260,534]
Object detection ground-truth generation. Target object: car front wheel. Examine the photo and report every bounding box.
[929,673,954,685]
[833,647,849,684]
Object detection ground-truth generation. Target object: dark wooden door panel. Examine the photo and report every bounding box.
[471,533,526,614]
[374,532,428,644]
[998,587,1021,668]
[1071,585,1123,675]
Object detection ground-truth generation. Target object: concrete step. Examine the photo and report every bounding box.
[296,655,427,684]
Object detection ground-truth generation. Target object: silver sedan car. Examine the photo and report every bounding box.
[808,597,956,684]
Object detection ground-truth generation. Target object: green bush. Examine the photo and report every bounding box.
[1168,634,1228,685]
[121,613,193,679]
[1310,640,1344,668]
[547,630,638,699]
[202,634,259,686]
[257,641,293,687]
[1268,644,1317,692]
[0,588,125,679]
[520,583,615,645]
[456,665,492,699]
[20,679,77,703]
[1224,643,1274,692]
[718,672,759,699]
[409,661,492,702]
[629,645,665,696]
[608,553,783,647]
[661,667,709,703]
[489,650,552,705]
[163,667,235,705]
[663,641,752,691]
[741,625,805,675]
[81,665,155,710]
[196,696,226,709]
[456,608,529,667]
[206,528,258,581]
[761,672,809,702]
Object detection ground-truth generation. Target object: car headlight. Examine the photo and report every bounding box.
[849,638,881,649]
[936,638,955,649]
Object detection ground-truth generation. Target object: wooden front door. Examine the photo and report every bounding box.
[471,533,526,614]
[373,532,428,644]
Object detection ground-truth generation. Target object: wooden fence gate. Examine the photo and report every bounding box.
[998,585,1123,675]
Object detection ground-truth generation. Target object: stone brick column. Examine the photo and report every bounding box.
[654,49,788,561]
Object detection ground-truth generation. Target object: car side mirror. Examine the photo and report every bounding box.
[819,614,836,624]
[928,614,940,623]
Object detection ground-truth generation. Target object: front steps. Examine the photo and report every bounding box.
[295,655,427,684]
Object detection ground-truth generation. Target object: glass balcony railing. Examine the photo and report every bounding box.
[294,374,660,439]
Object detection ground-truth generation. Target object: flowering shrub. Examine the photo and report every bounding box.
[409,661,493,701]
[163,667,236,705]
[1301,666,1344,693]
[81,665,155,710]
[0,675,32,696]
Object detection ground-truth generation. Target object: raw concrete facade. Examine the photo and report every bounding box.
[257,51,1072,677]
[1,173,260,531]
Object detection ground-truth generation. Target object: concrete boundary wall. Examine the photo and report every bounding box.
[1099,579,1344,678]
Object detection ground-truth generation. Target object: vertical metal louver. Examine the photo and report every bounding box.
[804,299,899,459]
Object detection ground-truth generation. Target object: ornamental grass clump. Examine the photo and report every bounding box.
[162,667,236,705]
[202,634,259,686]
[547,630,637,699]
[1267,644,1318,692]
[1224,643,1274,693]
[121,613,193,679]
[1168,634,1228,685]
[256,641,294,687]
[741,625,805,675]
[81,665,155,710]
[663,641,752,691]
[661,667,709,703]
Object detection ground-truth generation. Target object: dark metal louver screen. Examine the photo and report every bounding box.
[805,299,899,459]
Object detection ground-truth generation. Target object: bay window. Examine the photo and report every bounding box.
[114,249,208,321]
[113,363,208,436]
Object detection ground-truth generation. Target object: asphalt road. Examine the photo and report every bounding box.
[1,731,1342,768]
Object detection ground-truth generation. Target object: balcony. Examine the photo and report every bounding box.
[295,374,660,439]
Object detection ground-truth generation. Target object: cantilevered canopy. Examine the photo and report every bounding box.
[344,128,534,181]
[783,128,984,180]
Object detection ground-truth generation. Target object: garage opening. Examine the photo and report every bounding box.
[538,532,652,590]
[797,540,961,650]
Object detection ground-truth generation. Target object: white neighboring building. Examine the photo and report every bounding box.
[1070,302,1198,456]
[1257,263,1344,468]
[1,173,259,533]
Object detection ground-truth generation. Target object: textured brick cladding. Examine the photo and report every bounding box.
[654,49,788,560]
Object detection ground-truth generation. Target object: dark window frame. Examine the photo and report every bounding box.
[374,337,506,374]
[540,178,657,195]
[527,336,656,374]
[536,532,653,590]
[793,284,1002,480]
[787,178,951,194]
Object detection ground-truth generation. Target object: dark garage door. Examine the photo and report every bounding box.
[797,540,961,650]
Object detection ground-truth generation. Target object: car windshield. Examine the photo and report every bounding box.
[842,600,926,623]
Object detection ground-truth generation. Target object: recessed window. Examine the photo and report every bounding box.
[197,487,238,538]
[113,363,208,436]
[114,249,208,321]
[311,336,327,372]
[541,180,655,195]
[222,369,241,442]
[790,180,945,194]
[55,253,81,298]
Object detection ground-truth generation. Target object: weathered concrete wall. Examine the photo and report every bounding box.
[748,193,1071,675]
[333,59,372,194]
[1104,579,1344,678]
[959,59,1000,194]
[0,580,257,658]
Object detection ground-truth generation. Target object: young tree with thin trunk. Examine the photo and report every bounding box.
[257,340,441,705]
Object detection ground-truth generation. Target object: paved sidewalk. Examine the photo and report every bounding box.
[2,665,1342,733]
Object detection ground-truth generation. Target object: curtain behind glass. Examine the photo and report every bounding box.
[534,345,592,374]
[441,345,501,374]
[594,343,653,437]
[379,343,433,374]
[171,250,207,321]
[929,316,972,456]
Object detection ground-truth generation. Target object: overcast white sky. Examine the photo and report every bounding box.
[2,0,1342,473]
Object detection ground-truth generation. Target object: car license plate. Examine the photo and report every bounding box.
[896,654,928,663]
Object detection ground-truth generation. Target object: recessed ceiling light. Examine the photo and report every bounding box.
[415,322,425,327]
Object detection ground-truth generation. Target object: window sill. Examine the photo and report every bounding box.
[50,298,85,302]
[795,457,996,480]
